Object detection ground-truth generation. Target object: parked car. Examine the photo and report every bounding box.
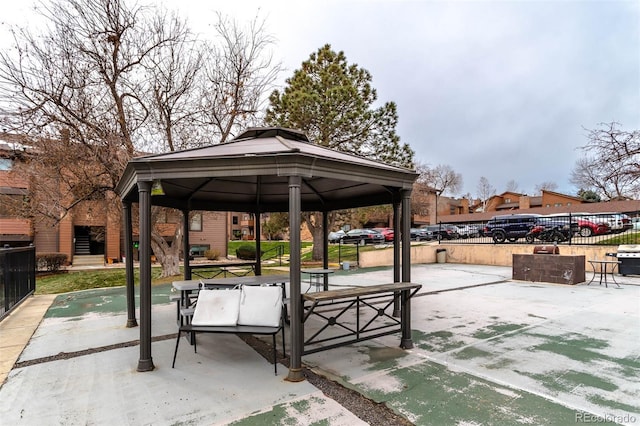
[421,225,457,240]
[340,229,385,245]
[483,214,541,243]
[597,213,631,233]
[328,230,346,243]
[455,224,481,238]
[373,227,394,242]
[581,214,624,234]
[410,228,433,241]
[573,216,610,237]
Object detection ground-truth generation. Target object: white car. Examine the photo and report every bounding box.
[328,230,346,243]
[585,214,625,233]
[456,225,480,238]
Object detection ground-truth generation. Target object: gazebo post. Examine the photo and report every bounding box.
[322,210,329,288]
[123,201,137,328]
[182,209,191,280]
[137,180,155,372]
[254,211,262,276]
[400,188,414,349]
[287,176,304,382]
[392,199,401,317]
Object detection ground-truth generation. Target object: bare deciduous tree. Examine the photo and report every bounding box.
[415,162,462,196]
[570,122,640,200]
[505,180,519,193]
[0,0,281,276]
[0,1,183,273]
[476,176,496,212]
[200,12,282,143]
[534,181,558,194]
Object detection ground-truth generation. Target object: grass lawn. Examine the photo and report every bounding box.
[35,240,382,294]
[35,267,170,295]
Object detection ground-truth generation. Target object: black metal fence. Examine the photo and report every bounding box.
[430,212,640,246]
[0,246,36,321]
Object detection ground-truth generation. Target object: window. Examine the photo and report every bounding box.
[190,213,202,231]
[232,215,238,225]
[505,198,511,203]
[0,158,13,170]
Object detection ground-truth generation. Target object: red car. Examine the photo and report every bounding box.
[373,227,394,242]
[576,218,609,237]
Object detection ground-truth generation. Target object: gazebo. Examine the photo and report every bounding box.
[116,127,419,382]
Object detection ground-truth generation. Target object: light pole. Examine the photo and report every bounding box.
[435,189,443,225]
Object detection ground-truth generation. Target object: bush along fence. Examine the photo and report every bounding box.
[1,245,36,321]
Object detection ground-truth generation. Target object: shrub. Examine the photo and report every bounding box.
[235,245,263,260]
[204,249,220,260]
[36,253,68,272]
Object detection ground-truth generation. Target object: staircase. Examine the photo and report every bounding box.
[74,235,91,255]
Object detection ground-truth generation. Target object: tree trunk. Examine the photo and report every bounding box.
[151,223,183,278]
[302,211,335,262]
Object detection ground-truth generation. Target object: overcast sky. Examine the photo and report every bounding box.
[2,0,639,198]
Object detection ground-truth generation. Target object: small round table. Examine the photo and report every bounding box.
[301,268,335,292]
[587,259,621,288]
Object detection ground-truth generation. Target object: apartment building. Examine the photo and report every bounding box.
[0,133,228,265]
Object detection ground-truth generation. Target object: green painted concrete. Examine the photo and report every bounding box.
[471,322,528,339]
[357,360,606,426]
[413,330,467,353]
[44,283,174,318]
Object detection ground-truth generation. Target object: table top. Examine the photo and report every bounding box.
[588,259,621,264]
[301,268,335,274]
[172,274,290,291]
[188,261,256,269]
[303,282,422,302]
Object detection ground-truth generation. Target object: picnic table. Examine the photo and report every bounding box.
[189,261,257,279]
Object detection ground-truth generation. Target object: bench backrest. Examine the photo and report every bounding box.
[191,286,282,327]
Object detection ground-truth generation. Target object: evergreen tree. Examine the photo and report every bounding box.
[265,44,414,260]
[266,44,413,168]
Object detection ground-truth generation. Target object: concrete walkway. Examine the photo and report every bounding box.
[0,264,639,425]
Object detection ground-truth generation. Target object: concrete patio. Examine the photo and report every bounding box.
[1,264,639,425]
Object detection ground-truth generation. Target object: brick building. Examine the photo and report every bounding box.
[0,133,228,265]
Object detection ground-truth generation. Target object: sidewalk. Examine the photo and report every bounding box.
[1,264,639,425]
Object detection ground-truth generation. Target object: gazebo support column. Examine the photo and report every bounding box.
[255,212,262,275]
[392,200,401,317]
[286,176,304,382]
[182,209,191,280]
[123,201,137,328]
[322,211,329,288]
[400,188,414,349]
[137,181,155,372]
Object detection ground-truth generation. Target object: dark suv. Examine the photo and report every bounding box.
[484,214,540,243]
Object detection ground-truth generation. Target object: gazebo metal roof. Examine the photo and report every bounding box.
[116,127,419,382]
[117,127,417,212]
